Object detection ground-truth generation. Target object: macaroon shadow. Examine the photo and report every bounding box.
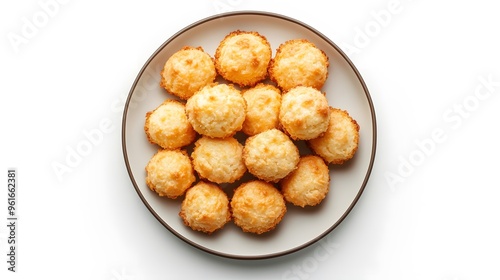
[329,149,359,172]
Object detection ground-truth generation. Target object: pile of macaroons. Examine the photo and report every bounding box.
[144,30,360,235]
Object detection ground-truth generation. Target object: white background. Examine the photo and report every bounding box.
[1,0,500,279]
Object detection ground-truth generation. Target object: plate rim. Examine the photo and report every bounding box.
[121,10,377,260]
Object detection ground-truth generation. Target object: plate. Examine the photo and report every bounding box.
[122,11,376,259]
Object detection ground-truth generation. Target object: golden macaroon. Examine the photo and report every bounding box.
[179,181,231,234]
[214,30,272,87]
[241,83,281,136]
[280,155,330,207]
[308,108,360,164]
[185,83,246,138]
[144,100,196,150]
[268,39,329,91]
[191,136,246,184]
[145,149,196,199]
[231,180,287,234]
[243,128,300,183]
[160,46,216,100]
[279,86,330,140]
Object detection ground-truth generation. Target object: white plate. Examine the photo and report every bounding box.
[122,11,376,259]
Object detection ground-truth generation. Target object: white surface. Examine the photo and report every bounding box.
[1,0,499,279]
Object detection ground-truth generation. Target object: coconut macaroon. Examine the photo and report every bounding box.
[179,181,231,234]
[144,100,196,150]
[191,136,246,184]
[280,155,330,207]
[231,180,287,234]
[145,149,196,199]
[243,128,300,182]
[308,108,360,164]
[242,83,281,136]
[185,83,246,138]
[214,30,272,87]
[268,39,329,91]
[160,46,216,100]
[279,86,330,140]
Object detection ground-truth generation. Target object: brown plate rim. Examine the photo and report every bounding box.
[121,10,377,260]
